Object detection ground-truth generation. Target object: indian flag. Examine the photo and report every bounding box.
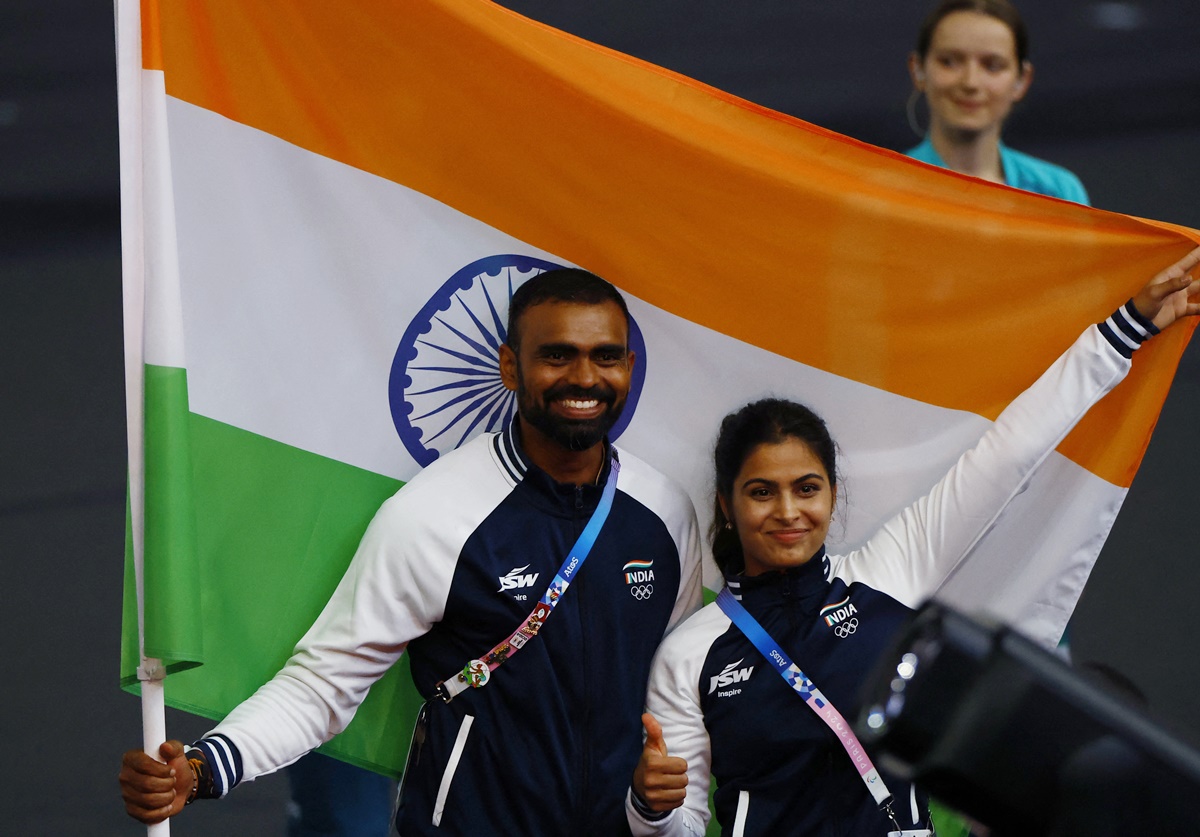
[118,0,1199,777]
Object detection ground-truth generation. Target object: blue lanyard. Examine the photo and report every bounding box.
[716,586,895,810]
[437,451,620,701]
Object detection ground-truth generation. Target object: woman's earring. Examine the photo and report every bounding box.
[724,521,732,530]
[906,88,926,138]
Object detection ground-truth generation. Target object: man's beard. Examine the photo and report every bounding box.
[517,380,626,452]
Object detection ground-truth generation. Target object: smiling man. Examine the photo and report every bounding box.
[502,273,636,472]
[120,268,704,836]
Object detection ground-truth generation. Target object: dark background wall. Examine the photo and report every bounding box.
[2,1,1197,833]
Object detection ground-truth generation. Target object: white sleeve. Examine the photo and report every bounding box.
[834,324,1131,606]
[205,489,458,783]
[204,436,522,786]
[627,608,726,837]
[668,506,704,633]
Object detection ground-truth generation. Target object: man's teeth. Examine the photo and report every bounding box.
[561,399,599,409]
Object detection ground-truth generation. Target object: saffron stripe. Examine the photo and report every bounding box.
[819,596,851,616]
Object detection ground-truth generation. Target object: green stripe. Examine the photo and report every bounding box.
[143,365,203,664]
[122,393,417,774]
[121,364,204,680]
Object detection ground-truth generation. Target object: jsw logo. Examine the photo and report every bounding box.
[498,565,540,592]
[709,659,755,694]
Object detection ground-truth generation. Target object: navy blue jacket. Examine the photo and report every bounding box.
[701,556,928,835]
[201,421,702,835]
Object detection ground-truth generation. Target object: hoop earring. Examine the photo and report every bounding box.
[906,89,927,139]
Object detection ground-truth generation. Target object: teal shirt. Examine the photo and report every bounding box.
[906,137,1090,206]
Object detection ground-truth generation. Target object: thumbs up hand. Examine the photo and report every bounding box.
[632,712,689,813]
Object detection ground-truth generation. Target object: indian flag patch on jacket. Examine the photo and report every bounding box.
[624,560,655,584]
[821,596,858,627]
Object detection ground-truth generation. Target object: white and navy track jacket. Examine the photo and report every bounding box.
[195,420,703,835]
[627,308,1157,837]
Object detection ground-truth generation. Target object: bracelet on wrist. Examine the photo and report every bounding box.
[184,757,201,805]
[183,747,215,803]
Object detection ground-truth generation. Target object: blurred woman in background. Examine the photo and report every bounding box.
[906,0,1089,204]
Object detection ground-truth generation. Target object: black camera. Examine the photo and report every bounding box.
[856,602,1200,836]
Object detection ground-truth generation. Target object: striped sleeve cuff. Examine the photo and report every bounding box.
[1097,300,1159,359]
[190,734,244,798]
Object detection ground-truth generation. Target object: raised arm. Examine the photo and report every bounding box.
[839,247,1200,604]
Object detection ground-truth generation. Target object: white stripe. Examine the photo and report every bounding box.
[620,302,1126,645]
[910,782,919,824]
[200,740,232,797]
[732,790,749,837]
[169,97,567,481]
[1105,316,1139,350]
[432,714,474,827]
[208,735,240,790]
[1116,306,1151,339]
[166,96,1124,645]
[492,431,523,484]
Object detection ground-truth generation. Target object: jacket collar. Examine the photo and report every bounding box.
[492,417,614,509]
[725,546,830,612]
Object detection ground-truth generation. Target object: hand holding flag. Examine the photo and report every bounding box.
[1134,246,1200,329]
[119,740,190,825]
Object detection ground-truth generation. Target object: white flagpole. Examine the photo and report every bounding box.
[115,0,171,833]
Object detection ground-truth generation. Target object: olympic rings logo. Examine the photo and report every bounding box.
[630,584,654,601]
[833,618,858,638]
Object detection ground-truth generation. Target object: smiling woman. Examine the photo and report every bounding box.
[711,401,836,578]
[626,250,1200,836]
[905,0,1089,204]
